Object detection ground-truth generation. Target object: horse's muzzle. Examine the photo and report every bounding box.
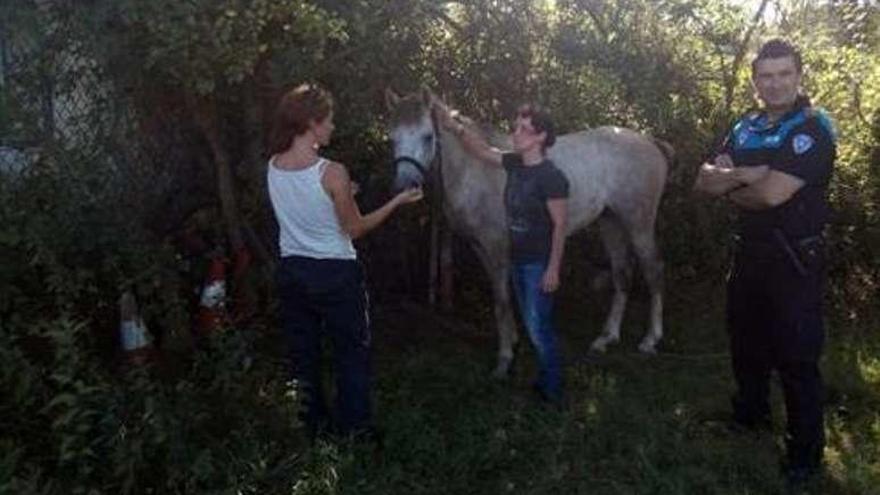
[393,175,423,192]
[392,156,429,192]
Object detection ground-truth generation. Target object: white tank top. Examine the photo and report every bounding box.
[267,156,357,259]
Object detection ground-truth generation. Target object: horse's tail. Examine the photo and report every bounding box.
[652,138,675,165]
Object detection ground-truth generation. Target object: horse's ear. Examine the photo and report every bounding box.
[385,88,401,109]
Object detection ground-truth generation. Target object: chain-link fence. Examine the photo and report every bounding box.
[1,11,213,227]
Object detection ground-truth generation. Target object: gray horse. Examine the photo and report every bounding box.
[386,89,670,377]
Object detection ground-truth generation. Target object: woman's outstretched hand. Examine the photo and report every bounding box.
[394,187,424,205]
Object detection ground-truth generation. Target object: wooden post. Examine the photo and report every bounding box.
[428,207,440,306]
[439,226,453,310]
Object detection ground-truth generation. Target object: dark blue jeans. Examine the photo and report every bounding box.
[511,260,562,401]
[276,256,372,438]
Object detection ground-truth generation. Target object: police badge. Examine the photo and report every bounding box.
[792,134,814,155]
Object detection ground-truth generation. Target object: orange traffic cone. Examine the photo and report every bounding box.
[196,255,228,336]
[119,290,153,364]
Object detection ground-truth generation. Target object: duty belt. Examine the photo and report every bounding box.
[733,231,823,275]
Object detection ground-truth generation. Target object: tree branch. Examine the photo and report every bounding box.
[724,0,770,114]
[422,2,465,35]
[311,0,414,76]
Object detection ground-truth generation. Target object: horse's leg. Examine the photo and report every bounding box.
[490,260,518,378]
[473,241,518,378]
[590,215,631,353]
[630,229,664,354]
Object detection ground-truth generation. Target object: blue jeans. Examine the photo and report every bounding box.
[511,261,562,401]
[276,256,372,438]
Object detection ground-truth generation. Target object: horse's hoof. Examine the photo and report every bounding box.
[590,335,617,354]
[638,340,658,355]
[491,358,513,380]
[491,368,510,380]
[589,341,607,354]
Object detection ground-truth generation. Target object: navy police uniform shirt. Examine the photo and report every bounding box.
[717,102,836,241]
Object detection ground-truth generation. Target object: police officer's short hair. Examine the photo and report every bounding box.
[752,39,803,74]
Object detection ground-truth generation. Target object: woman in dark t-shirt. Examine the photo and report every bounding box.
[436,102,570,403]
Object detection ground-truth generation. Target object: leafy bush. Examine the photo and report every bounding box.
[0,318,313,494]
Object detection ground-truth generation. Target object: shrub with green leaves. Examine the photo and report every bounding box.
[0,318,313,494]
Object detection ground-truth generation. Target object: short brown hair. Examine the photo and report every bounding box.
[517,103,556,152]
[751,39,803,74]
[268,83,333,155]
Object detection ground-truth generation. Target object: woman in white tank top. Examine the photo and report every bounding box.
[267,84,421,441]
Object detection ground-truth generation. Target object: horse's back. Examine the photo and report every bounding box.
[549,126,668,231]
[552,126,667,185]
[554,126,666,168]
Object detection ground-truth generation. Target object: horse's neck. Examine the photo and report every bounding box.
[437,127,479,199]
[436,126,508,234]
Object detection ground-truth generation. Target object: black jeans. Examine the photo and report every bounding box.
[276,256,372,437]
[727,241,825,469]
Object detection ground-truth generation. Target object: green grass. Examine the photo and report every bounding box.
[287,281,880,495]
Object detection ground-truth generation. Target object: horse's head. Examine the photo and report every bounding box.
[385,88,437,192]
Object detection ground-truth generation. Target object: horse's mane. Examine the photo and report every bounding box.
[393,92,511,148]
[449,109,510,148]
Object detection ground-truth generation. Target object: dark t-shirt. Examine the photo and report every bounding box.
[502,153,570,262]
[716,105,836,241]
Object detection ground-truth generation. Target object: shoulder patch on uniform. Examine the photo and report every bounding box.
[810,107,838,142]
[792,133,814,155]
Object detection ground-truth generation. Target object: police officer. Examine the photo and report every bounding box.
[694,39,835,488]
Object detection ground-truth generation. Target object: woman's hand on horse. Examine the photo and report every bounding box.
[431,97,456,129]
[395,187,424,205]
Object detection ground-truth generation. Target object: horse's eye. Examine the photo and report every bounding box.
[422,134,434,145]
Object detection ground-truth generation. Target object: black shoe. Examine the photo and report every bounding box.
[730,395,771,433]
[783,464,821,494]
[532,383,564,409]
[345,426,385,451]
[305,418,334,445]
